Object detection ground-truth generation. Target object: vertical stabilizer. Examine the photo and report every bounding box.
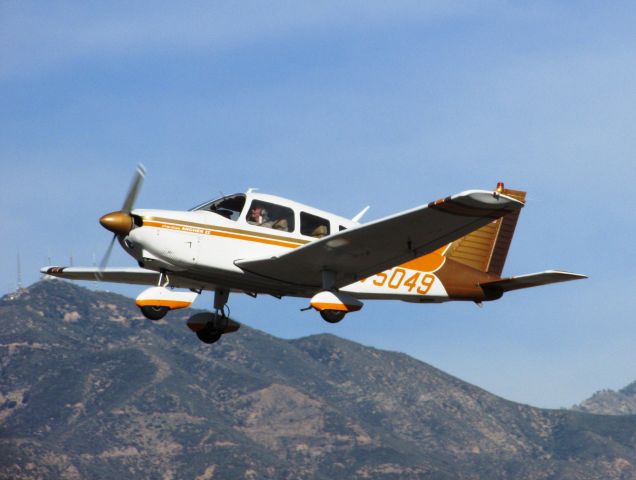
[444,187,526,276]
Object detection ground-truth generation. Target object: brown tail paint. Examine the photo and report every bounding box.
[444,188,526,276]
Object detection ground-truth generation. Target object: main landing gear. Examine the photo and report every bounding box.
[186,288,240,345]
[140,305,169,321]
[136,282,198,321]
[319,310,347,324]
[309,289,363,324]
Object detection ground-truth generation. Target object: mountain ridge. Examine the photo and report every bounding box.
[1,280,636,479]
[573,381,636,416]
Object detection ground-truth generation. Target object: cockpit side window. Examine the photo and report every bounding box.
[301,212,330,238]
[246,200,295,232]
[194,194,246,221]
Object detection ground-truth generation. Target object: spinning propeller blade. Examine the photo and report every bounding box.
[95,235,117,280]
[121,164,146,213]
[96,164,146,279]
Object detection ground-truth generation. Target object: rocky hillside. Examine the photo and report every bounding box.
[574,382,636,415]
[2,280,636,479]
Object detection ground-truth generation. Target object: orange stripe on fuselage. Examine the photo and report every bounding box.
[144,218,451,270]
[143,221,301,249]
[205,229,301,248]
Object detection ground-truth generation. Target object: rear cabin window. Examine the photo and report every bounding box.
[194,194,246,221]
[301,212,330,238]
[245,200,295,232]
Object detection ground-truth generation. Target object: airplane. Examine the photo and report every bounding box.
[42,166,586,344]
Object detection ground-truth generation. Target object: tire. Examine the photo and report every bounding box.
[196,322,223,344]
[320,309,346,324]
[140,305,169,320]
[196,330,222,344]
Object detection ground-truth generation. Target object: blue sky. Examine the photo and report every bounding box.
[2,1,636,408]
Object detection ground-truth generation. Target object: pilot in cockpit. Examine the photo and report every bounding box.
[247,206,267,225]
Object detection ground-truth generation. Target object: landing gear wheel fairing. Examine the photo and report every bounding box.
[140,305,169,320]
[320,309,346,324]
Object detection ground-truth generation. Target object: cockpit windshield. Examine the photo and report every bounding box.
[190,194,246,221]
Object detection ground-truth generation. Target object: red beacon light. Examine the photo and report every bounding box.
[493,182,505,198]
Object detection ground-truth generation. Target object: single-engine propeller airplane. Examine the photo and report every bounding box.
[42,166,585,344]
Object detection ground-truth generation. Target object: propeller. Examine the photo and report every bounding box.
[95,164,146,279]
[121,164,146,213]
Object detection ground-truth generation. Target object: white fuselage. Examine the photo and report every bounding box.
[123,192,449,302]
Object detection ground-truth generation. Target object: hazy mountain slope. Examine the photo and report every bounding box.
[574,382,636,415]
[1,280,636,479]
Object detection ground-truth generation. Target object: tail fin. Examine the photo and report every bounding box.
[444,186,526,276]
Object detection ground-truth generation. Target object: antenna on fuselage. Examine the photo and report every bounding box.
[246,187,259,194]
[352,206,370,223]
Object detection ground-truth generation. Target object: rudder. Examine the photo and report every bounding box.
[444,186,526,276]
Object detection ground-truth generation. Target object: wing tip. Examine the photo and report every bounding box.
[456,189,525,209]
[428,190,524,218]
[41,266,66,275]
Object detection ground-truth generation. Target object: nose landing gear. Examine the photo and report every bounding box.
[186,288,240,344]
[196,321,222,344]
[189,312,240,344]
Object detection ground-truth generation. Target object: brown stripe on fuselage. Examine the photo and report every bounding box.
[143,216,310,248]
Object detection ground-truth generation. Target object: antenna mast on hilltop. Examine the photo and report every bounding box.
[17,250,23,290]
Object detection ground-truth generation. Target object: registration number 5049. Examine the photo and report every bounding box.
[362,268,436,294]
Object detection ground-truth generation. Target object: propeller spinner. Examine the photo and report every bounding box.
[96,164,146,278]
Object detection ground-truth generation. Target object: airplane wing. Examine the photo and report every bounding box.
[480,270,587,293]
[41,266,161,286]
[40,266,222,292]
[236,189,524,289]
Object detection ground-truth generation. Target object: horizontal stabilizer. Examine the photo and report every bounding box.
[480,270,586,293]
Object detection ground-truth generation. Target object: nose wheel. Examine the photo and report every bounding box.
[195,315,224,344]
[187,288,240,344]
